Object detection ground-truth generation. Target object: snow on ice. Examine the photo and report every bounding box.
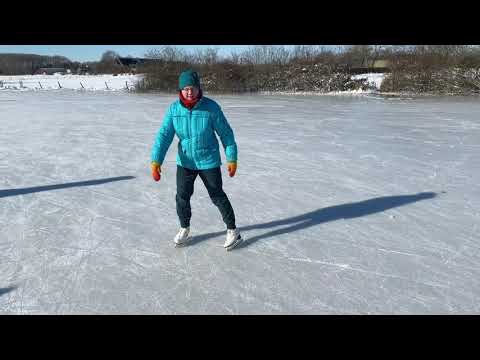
[0,74,141,91]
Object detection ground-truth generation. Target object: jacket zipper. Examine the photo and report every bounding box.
[188,109,192,161]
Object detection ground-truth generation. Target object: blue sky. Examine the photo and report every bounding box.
[0,45,307,62]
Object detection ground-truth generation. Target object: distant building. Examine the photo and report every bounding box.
[115,57,151,73]
[34,67,67,75]
[372,59,390,69]
[348,59,391,74]
[77,64,90,75]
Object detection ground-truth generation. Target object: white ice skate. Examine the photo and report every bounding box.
[173,227,191,247]
[224,228,242,251]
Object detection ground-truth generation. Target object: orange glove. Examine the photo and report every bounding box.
[227,162,237,177]
[151,162,161,181]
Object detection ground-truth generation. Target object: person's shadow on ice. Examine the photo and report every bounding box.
[187,192,439,249]
[0,176,135,198]
[0,286,17,298]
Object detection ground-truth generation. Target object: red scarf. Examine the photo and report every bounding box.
[179,90,202,110]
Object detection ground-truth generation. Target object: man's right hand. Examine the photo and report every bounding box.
[151,162,161,181]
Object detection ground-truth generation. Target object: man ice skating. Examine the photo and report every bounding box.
[150,69,242,251]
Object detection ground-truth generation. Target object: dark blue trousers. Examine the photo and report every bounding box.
[176,165,236,229]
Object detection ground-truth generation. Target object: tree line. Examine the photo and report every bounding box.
[2,46,480,94]
[0,54,73,75]
[0,51,131,75]
[135,45,480,94]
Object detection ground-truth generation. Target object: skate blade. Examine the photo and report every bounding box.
[225,236,242,251]
[174,236,192,248]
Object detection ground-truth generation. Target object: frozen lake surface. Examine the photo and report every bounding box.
[1,91,479,314]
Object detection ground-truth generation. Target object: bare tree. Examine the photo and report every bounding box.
[101,50,120,63]
[192,48,219,65]
[95,50,125,74]
[341,45,374,67]
[291,45,319,64]
[237,46,291,65]
[145,46,191,63]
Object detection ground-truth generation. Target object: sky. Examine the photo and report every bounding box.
[0,45,310,62]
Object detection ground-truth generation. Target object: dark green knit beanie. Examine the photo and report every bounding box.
[179,69,201,90]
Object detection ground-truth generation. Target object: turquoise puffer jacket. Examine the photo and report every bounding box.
[151,96,238,170]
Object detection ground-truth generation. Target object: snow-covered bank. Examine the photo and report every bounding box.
[260,89,377,96]
[260,73,384,96]
[0,74,142,91]
[0,72,376,95]
[351,73,386,90]
[5,71,479,97]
